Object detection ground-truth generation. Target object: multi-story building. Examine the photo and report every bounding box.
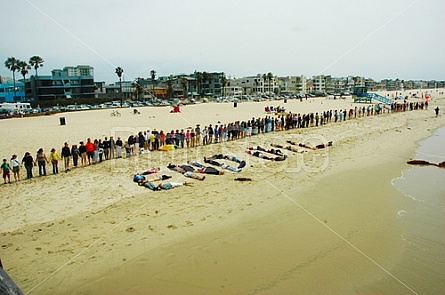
[277,76,307,94]
[0,76,26,102]
[24,65,95,101]
[311,75,327,94]
[228,76,263,95]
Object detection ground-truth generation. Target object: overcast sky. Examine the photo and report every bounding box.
[1,0,444,84]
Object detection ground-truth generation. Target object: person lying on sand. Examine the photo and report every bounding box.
[139,180,193,191]
[207,154,246,169]
[246,150,287,161]
[140,167,161,175]
[248,146,285,156]
[270,143,304,153]
[167,164,206,180]
[286,140,333,150]
[203,157,242,173]
[137,174,172,184]
[188,161,225,175]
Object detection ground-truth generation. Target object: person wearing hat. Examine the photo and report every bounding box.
[49,148,61,174]
[195,124,201,146]
[61,142,72,172]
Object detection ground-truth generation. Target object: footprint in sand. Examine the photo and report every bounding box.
[126,226,136,232]
[2,243,12,249]
[167,224,177,229]
[185,221,194,226]
[148,225,156,232]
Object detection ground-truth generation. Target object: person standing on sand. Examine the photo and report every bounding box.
[10,154,21,182]
[36,148,49,176]
[49,148,60,174]
[185,129,191,148]
[178,129,184,148]
[79,141,87,167]
[85,138,95,165]
[109,136,116,159]
[435,106,440,117]
[195,124,201,146]
[61,142,71,171]
[143,131,149,151]
[208,124,213,143]
[98,139,104,162]
[115,137,123,158]
[103,137,110,160]
[21,152,34,179]
[93,139,100,163]
[1,159,12,184]
[71,144,80,168]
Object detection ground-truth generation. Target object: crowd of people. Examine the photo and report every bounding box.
[1,99,432,185]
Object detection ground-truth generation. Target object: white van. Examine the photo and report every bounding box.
[0,102,32,114]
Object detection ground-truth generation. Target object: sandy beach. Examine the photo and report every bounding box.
[1,88,444,294]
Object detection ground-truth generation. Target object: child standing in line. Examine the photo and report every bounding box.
[1,158,11,184]
[10,154,21,182]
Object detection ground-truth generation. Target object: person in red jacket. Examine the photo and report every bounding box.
[85,138,95,165]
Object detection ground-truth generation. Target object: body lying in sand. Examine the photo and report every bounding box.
[246,150,287,161]
[286,140,333,150]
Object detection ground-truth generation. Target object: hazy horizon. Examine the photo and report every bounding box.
[1,0,444,84]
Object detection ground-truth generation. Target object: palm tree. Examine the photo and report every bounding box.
[18,60,31,81]
[29,55,44,77]
[4,57,20,101]
[202,71,211,96]
[133,77,144,101]
[150,70,156,100]
[262,74,267,94]
[220,73,227,98]
[195,71,202,97]
[115,67,124,105]
[267,72,273,95]
[18,60,31,101]
[167,76,174,99]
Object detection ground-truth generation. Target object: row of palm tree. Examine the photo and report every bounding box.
[4,55,44,100]
[262,72,274,94]
[113,67,229,101]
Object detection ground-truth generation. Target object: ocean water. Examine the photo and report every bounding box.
[391,126,445,293]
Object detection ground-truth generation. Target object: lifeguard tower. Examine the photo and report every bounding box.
[352,86,392,105]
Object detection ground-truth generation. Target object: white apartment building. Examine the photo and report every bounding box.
[229,76,263,95]
[223,85,243,96]
[278,76,307,94]
[228,75,279,95]
[52,65,94,77]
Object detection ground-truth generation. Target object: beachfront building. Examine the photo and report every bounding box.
[105,81,133,100]
[156,72,224,98]
[311,75,327,94]
[94,81,107,98]
[228,76,262,96]
[24,65,95,101]
[192,72,224,97]
[0,76,26,102]
[277,76,307,94]
[223,85,243,97]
